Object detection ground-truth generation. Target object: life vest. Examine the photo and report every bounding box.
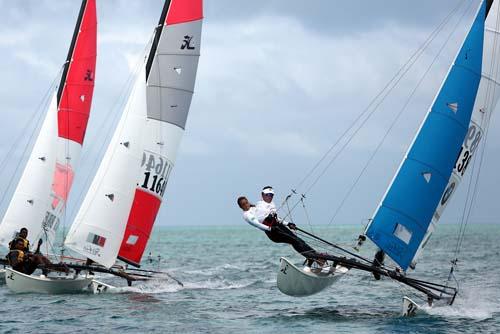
[262,214,278,227]
[9,237,29,252]
[7,250,25,266]
[19,237,29,251]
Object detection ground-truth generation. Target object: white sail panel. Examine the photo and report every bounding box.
[0,95,59,248]
[64,71,147,268]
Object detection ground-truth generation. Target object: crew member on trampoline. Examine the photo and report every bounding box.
[238,187,322,268]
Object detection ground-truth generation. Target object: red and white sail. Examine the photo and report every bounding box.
[0,0,96,248]
[65,0,203,268]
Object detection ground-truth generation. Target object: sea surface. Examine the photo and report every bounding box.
[0,224,498,334]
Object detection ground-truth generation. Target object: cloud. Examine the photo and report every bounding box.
[14,51,59,77]
[1,1,498,228]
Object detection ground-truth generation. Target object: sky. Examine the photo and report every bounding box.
[0,0,498,233]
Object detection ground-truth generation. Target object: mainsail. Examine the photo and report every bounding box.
[64,0,203,268]
[118,0,203,266]
[0,0,97,248]
[366,1,490,271]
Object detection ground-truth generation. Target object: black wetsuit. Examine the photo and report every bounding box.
[263,216,317,259]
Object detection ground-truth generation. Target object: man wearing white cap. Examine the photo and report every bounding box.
[255,186,277,223]
[238,186,318,267]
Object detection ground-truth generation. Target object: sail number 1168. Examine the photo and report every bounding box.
[140,151,173,198]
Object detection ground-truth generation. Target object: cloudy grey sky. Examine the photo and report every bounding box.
[0,0,498,232]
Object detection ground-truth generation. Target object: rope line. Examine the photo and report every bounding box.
[327,0,477,225]
[278,0,469,219]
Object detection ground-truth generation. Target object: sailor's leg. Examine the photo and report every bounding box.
[23,259,38,275]
[274,225,317,260]
[372,249,385,280]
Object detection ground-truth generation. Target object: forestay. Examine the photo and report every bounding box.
[366,1,488,270]
[65,0,203,268]
[0,0,97,249]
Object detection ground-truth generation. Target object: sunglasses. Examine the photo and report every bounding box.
[263,193,274,197]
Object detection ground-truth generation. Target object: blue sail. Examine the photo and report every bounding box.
[366,1,486,270]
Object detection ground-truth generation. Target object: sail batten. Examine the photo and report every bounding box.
[366,1,487,270]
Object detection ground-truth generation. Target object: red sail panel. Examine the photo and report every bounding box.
[58,0,97,145]
[118,189,162,266]
[51,163,75,209]
[166,0,203,25]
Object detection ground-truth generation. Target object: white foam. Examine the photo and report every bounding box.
[422,287,498,320]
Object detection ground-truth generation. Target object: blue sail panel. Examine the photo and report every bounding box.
[366,1,485,270]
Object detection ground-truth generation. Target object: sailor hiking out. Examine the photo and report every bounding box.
[238,186,323,268]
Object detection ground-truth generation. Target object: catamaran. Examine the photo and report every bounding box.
[3,0,203,294]
[276,0,500,315]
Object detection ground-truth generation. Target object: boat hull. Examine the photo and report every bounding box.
[0,269,5,284]
[5,268,93,294]
[277,257,349,297]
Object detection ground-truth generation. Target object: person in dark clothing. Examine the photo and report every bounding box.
[8,227,43,254]
[9,227,30,252]
[7,235,53,275]
[7,239,39,275]
[238,196,321,267]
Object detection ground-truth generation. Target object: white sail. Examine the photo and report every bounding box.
[39,0,97,245]
[64,70,147,268]
[0,0,96,251]
[65,0,203,268]
[117,0,203,266]
[0,95,58,248]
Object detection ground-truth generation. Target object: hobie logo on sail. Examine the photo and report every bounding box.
[84,69,94,81]
[181,35,195,50]
[139,151,173,198]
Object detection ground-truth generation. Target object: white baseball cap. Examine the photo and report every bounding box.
[262,186,274,195]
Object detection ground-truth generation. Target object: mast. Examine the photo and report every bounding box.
[0,0,97,248]
[365,1,487,271]
[117,0,203,266]
[57,0,87,105]
[64,0,204,268]
[145,0,171,81]
[43,0,97,245]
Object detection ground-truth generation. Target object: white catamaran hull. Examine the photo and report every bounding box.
[277,257,349,297]
[5,268,94,294]
[402,296,422,316]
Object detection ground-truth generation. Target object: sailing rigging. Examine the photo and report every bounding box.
[0,0,97,252]
[1,0,203,294]
[275,0,500,312]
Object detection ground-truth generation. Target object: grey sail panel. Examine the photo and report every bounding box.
[146,19,202,129]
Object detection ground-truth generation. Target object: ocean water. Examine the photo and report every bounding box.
[0,224,498,333]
